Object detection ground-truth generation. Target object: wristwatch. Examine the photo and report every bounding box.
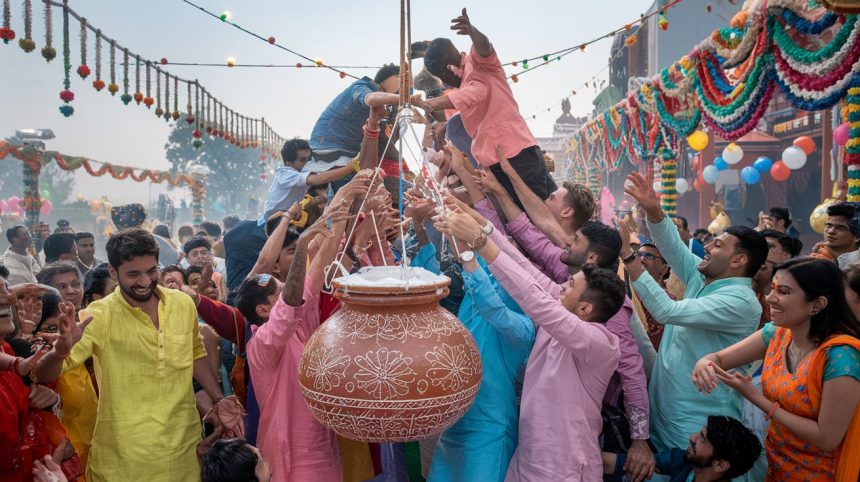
[481,221,494,235]
[459,250,475,262]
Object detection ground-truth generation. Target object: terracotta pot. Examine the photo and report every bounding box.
[299,266,482,442]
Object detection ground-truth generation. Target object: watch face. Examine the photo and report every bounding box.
[459,250,475,262]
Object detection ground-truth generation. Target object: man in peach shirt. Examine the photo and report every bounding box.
[421,8,557,207]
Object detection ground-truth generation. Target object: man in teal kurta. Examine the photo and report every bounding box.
[623,173,768,453]
[413,242,535,482]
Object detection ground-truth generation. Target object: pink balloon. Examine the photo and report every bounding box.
[0,199,7,213]
[7,197,20,212]
[835,122,850,147]
[40,199,52,217]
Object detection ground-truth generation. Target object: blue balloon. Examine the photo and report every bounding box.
[753,156,773,173]
[741,166,761,184]
[714,157,729,171]
[702,165,720,184]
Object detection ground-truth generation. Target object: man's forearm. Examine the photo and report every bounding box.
[505,166,568,246]
[469,27,493,57]
[193,357,224,403]
[425,96,455,112]
[492,190,523,224]
[309,165,353,186]
[282,241,310,306]
[364,92,401,107]
[249,217,289,278]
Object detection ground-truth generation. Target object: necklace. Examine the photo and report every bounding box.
[787,340,815,373]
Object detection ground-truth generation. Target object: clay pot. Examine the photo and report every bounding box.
[300,266,482,442]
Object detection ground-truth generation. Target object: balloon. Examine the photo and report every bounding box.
[7,197,20,212]
[793,136,816,155]
[810,199,836,234]
[692,156,700,172]
[714,157,729,171]
[687,130,709,151]
[703,165,720,184]
[771,161,791,181]
[835,122,850,147]
[693,179,703,192]
[741,166,761,184]
[782,146,807,170]
[753,156,773,173]
[676,178,690,195]
[39,199,52,217]
[722,143,744,165]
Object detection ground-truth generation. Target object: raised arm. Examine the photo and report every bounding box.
[451,8,493,57]
[248,212,292,279]
[461,256,534,346]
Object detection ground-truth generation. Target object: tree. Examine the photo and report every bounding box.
[164,123,272,220]
[1,136,76,204]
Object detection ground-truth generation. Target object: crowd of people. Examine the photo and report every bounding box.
[2,8,859,482]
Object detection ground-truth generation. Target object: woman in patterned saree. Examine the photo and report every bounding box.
[692,257,860,481]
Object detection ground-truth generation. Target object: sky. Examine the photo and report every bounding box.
[0,0,653,206]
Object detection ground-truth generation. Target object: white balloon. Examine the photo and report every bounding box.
[702,165,720,184]
[676,178,689,195]
[653,180,662,193]
[722,143,744,165]
[782,146,808,170]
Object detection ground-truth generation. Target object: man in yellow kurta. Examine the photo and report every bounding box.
[37,228,236,481]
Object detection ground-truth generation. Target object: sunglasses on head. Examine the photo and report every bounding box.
[256,274,272,287]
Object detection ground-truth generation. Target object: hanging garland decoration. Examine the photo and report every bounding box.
[107,39,118,94]
[155,67,163,117]
[143,61,153,107]
[58,1,73,117]
[186,80,194,124]
[133,56,142,104]
[76,17,89,78]
[193,81,202,149]
[782,9,841,35]
[162,70,170,120]
[120,48,131,104]
[172,75,180,120]
[92,28,103,90]
[21,154,41,224]
[660,154,678,217]
[1,0,15,43]
[18,0,33,52]
[40,0,54,61]
[845,86,860,201]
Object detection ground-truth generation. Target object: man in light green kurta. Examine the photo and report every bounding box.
[623,173,768,453]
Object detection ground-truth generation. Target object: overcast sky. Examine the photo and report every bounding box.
[0,0,653,205]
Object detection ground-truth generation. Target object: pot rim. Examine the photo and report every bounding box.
[332,266,451,295]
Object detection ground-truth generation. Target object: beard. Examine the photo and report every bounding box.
[119,278,157,302]
[436,69,462,88]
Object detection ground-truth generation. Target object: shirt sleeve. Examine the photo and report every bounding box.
[605,302,650,440]
[192,315,207,361]
[468,45,501,73]
[760,322,777,347]
[463,264,535,347]
[488,229,560,298]
[488,250,617,357]
[632,271,761,335]
[475,198,508,237]
[351,80,375,107]
[411,242,441,275]
[655,449,690,477]
[823,345,860,382]
[505,212,569,284]
[247,296,302,371]
[646,216,702,286]
[197,295,246,350]
[63,307,102,372]
[448,80,489,113]
[628,309,657,382]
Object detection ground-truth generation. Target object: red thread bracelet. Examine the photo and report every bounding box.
[765,402,779,420]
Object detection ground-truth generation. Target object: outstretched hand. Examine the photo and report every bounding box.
[450,8,474,36]
[54,302,92,358]
[623,172,663,222]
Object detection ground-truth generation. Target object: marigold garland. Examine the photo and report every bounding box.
[18,0,33,52]
[76,17,89,78]
[40,0,54,61]
[58,2,72,117]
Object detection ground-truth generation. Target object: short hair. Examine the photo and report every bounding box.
[36,262,82,287]
[759,229,786,240]
[374,64,400,85]
[723,226,768,278]
[423,38,458,78]
[5,225,26,244]
[184,236,212,255]
[74,232,95,242]
[640,242,671,280]
[200,221,222,239]
[693,228,709,237]
[184,265,206,282]
[34,291,62,334]
[152,224,171,239]
[236,274,279,326]
[84,263,112,306]
[581,221,622,269]
[161,264,186,283]
[281,138,311,165]
[562,182,595,232]
[778,237,803,258]
[579,264,627,323]
[105,228,159,270]
[222,216,240,231]
[177,225,194,238]
[827,202,860,237]
[706,415,762,479]
[43,233,76,264]
[264,218,301,248]
[202,438,260,482]
[769,207,791,228]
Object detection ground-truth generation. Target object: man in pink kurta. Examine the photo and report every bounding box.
[478,228,622,481]
[247,279,342,482]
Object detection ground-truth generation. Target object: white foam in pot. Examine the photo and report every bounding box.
[334,266,449,289]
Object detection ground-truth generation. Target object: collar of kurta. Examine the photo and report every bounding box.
[111,285,166,312]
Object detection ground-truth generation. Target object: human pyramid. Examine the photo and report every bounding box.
[1,6,859,482]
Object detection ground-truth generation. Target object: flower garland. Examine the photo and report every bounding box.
[781,9,840,35]
[661,154,678,217]
[76,17,89,78]
[186,80,194,124]
[58,2,72,117]
[92,29,103,91]
[844,86,860,201]
[107,39,118,95]
[1,0,15,44]
[120,48,131,104]
[162,71,169,120]
[172,75,180,120]
[155,68,163,117]
[133,56,142,104]
[40,0,54,61]
[18,0,33,52]
[143,61,153,107]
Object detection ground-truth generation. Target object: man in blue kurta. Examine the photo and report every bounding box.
[622,172,768,453]
[412,241,535,482]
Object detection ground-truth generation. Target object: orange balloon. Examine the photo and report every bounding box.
[771,160,791,181]
[793,136,816,156]
[694,179,703,192]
